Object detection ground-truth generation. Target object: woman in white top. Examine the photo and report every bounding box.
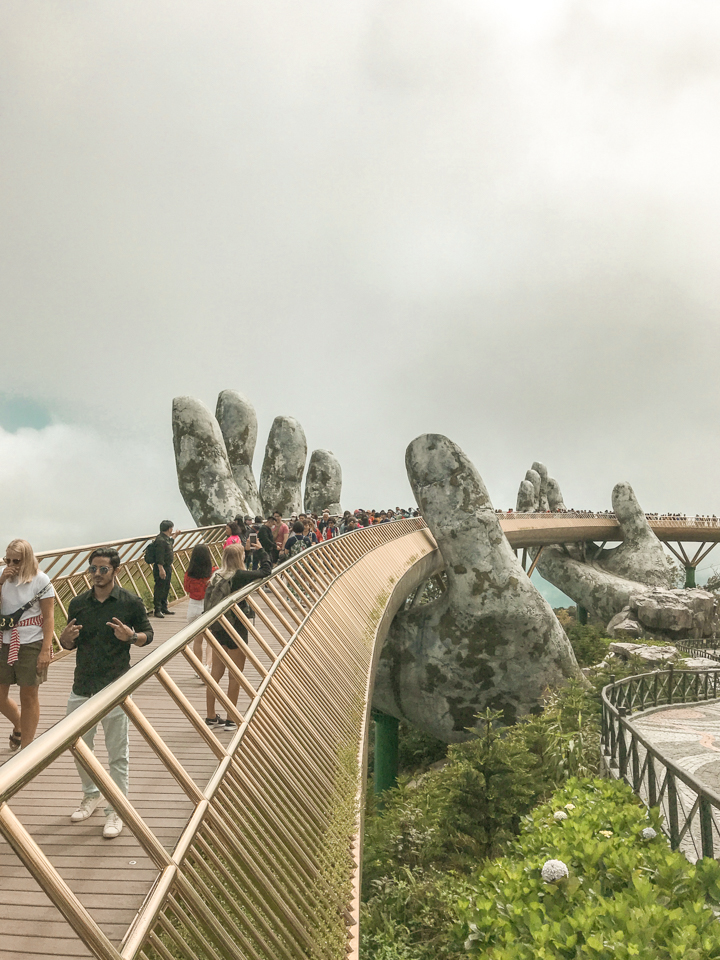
[0,539,55,751]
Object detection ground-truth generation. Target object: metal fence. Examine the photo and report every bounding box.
[0,517,440,960]
[602,666,720,862]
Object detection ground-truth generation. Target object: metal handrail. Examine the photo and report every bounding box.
[0,517,441,960]
[602,666,720,861]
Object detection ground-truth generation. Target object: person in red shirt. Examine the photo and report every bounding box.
[183,544,217,670]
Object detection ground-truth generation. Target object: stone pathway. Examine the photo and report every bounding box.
[631,702,720,861]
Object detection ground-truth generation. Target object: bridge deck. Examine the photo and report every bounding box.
[500,515,720,547]
[0,597,286,960]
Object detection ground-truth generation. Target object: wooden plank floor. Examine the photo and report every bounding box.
[0,595,290,959]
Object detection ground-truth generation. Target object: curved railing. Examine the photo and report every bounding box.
[0,518,441,960]
[602,666,720,862]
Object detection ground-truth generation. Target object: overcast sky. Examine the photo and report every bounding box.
[2,0,720,593]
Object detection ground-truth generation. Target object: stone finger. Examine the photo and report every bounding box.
[516,480,536,512]
[531,462,549,511]
[172,396,250,525]
[259,416,307,516]
[215,390,262,516]
[304,449,342,514]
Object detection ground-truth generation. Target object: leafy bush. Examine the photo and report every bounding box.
[565,623,612,667]
[459,777,720,960]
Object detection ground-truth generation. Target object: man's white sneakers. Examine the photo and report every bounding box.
[70,796,103,823]
[103,812,123,839]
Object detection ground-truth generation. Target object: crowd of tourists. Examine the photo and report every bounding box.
[0,507,417,840]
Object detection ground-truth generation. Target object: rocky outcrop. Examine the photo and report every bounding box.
[215,390,261,516]
[373,435,581,743]
[172,397,251,525]
[606,588,718,642]
[304,449,342,515]
[259,416,307,517]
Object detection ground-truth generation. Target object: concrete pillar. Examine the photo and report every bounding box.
[685,566,696,588]
[373,711,399,798]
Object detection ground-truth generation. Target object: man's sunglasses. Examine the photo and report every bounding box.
[88,564,112,575]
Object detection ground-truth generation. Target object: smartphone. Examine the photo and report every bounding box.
[249,533,258,545]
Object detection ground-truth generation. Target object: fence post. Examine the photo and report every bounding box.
[647,753,657,807]
[631,737,640,792]
[668,665,674,705]
[618,718,628,778]
[653,671,659,708]
[700,795,714,860]
[667,772,680,849]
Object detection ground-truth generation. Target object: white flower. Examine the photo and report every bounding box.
[565,803,576,811]
[642,827,657,840]
[541,859,569,882]
[553,810,568,821]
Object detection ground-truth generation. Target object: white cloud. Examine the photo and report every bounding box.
[0,425,193,554]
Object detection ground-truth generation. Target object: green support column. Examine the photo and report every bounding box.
[577,605,588,625]
[373,710,399,798]
[685,566,696,588]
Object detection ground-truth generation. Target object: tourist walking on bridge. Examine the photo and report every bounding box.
[59,547,153,839]
[203,542,271,730]
[0,540,55,751]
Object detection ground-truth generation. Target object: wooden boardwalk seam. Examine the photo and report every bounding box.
[0,596,287,960]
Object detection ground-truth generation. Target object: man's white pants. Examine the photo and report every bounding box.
[66,691,129,817]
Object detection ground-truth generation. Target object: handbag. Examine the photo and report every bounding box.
[0,583,53,630]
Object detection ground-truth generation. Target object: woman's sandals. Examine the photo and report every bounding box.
[9,729,21,752]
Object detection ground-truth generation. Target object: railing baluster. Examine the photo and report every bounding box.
[700,795,714,859]
[647,753,657,807]
[667,772,680,849]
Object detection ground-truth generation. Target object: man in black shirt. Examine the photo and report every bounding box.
[152,520,176,618]
[59,547,153,839]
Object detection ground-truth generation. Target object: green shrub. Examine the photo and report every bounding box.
[459,777,720,960]
[565,623,612,667]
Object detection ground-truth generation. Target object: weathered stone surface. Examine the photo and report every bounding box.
[608,642,678,662]
[546,477,566,512]
[516,480,536,513]
[535,480,676,623]
[373,434,581,743]
[215,390,262,516]
[172,397,250,525]
[259,416,307,517]
[680,657,720,670]
[531,462,550,511]
[525,469,541,508]
[304,449,342,515]
[606,588,718,641]
[606,613,644,639]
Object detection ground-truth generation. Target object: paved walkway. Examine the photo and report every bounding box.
[630,702,720,862]
[0,596,287,960]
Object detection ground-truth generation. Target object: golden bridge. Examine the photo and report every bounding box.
[0,510,717,959]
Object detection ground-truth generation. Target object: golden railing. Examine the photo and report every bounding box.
[36,525,227,645]
[0,518,441,960]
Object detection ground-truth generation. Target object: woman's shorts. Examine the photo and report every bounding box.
[0,640,47,687]
[186,598,205,624]
[211,620,249,651]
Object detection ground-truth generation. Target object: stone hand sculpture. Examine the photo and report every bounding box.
[373,435,581,743]
[173,391,342,525]
[515,464,677,625]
